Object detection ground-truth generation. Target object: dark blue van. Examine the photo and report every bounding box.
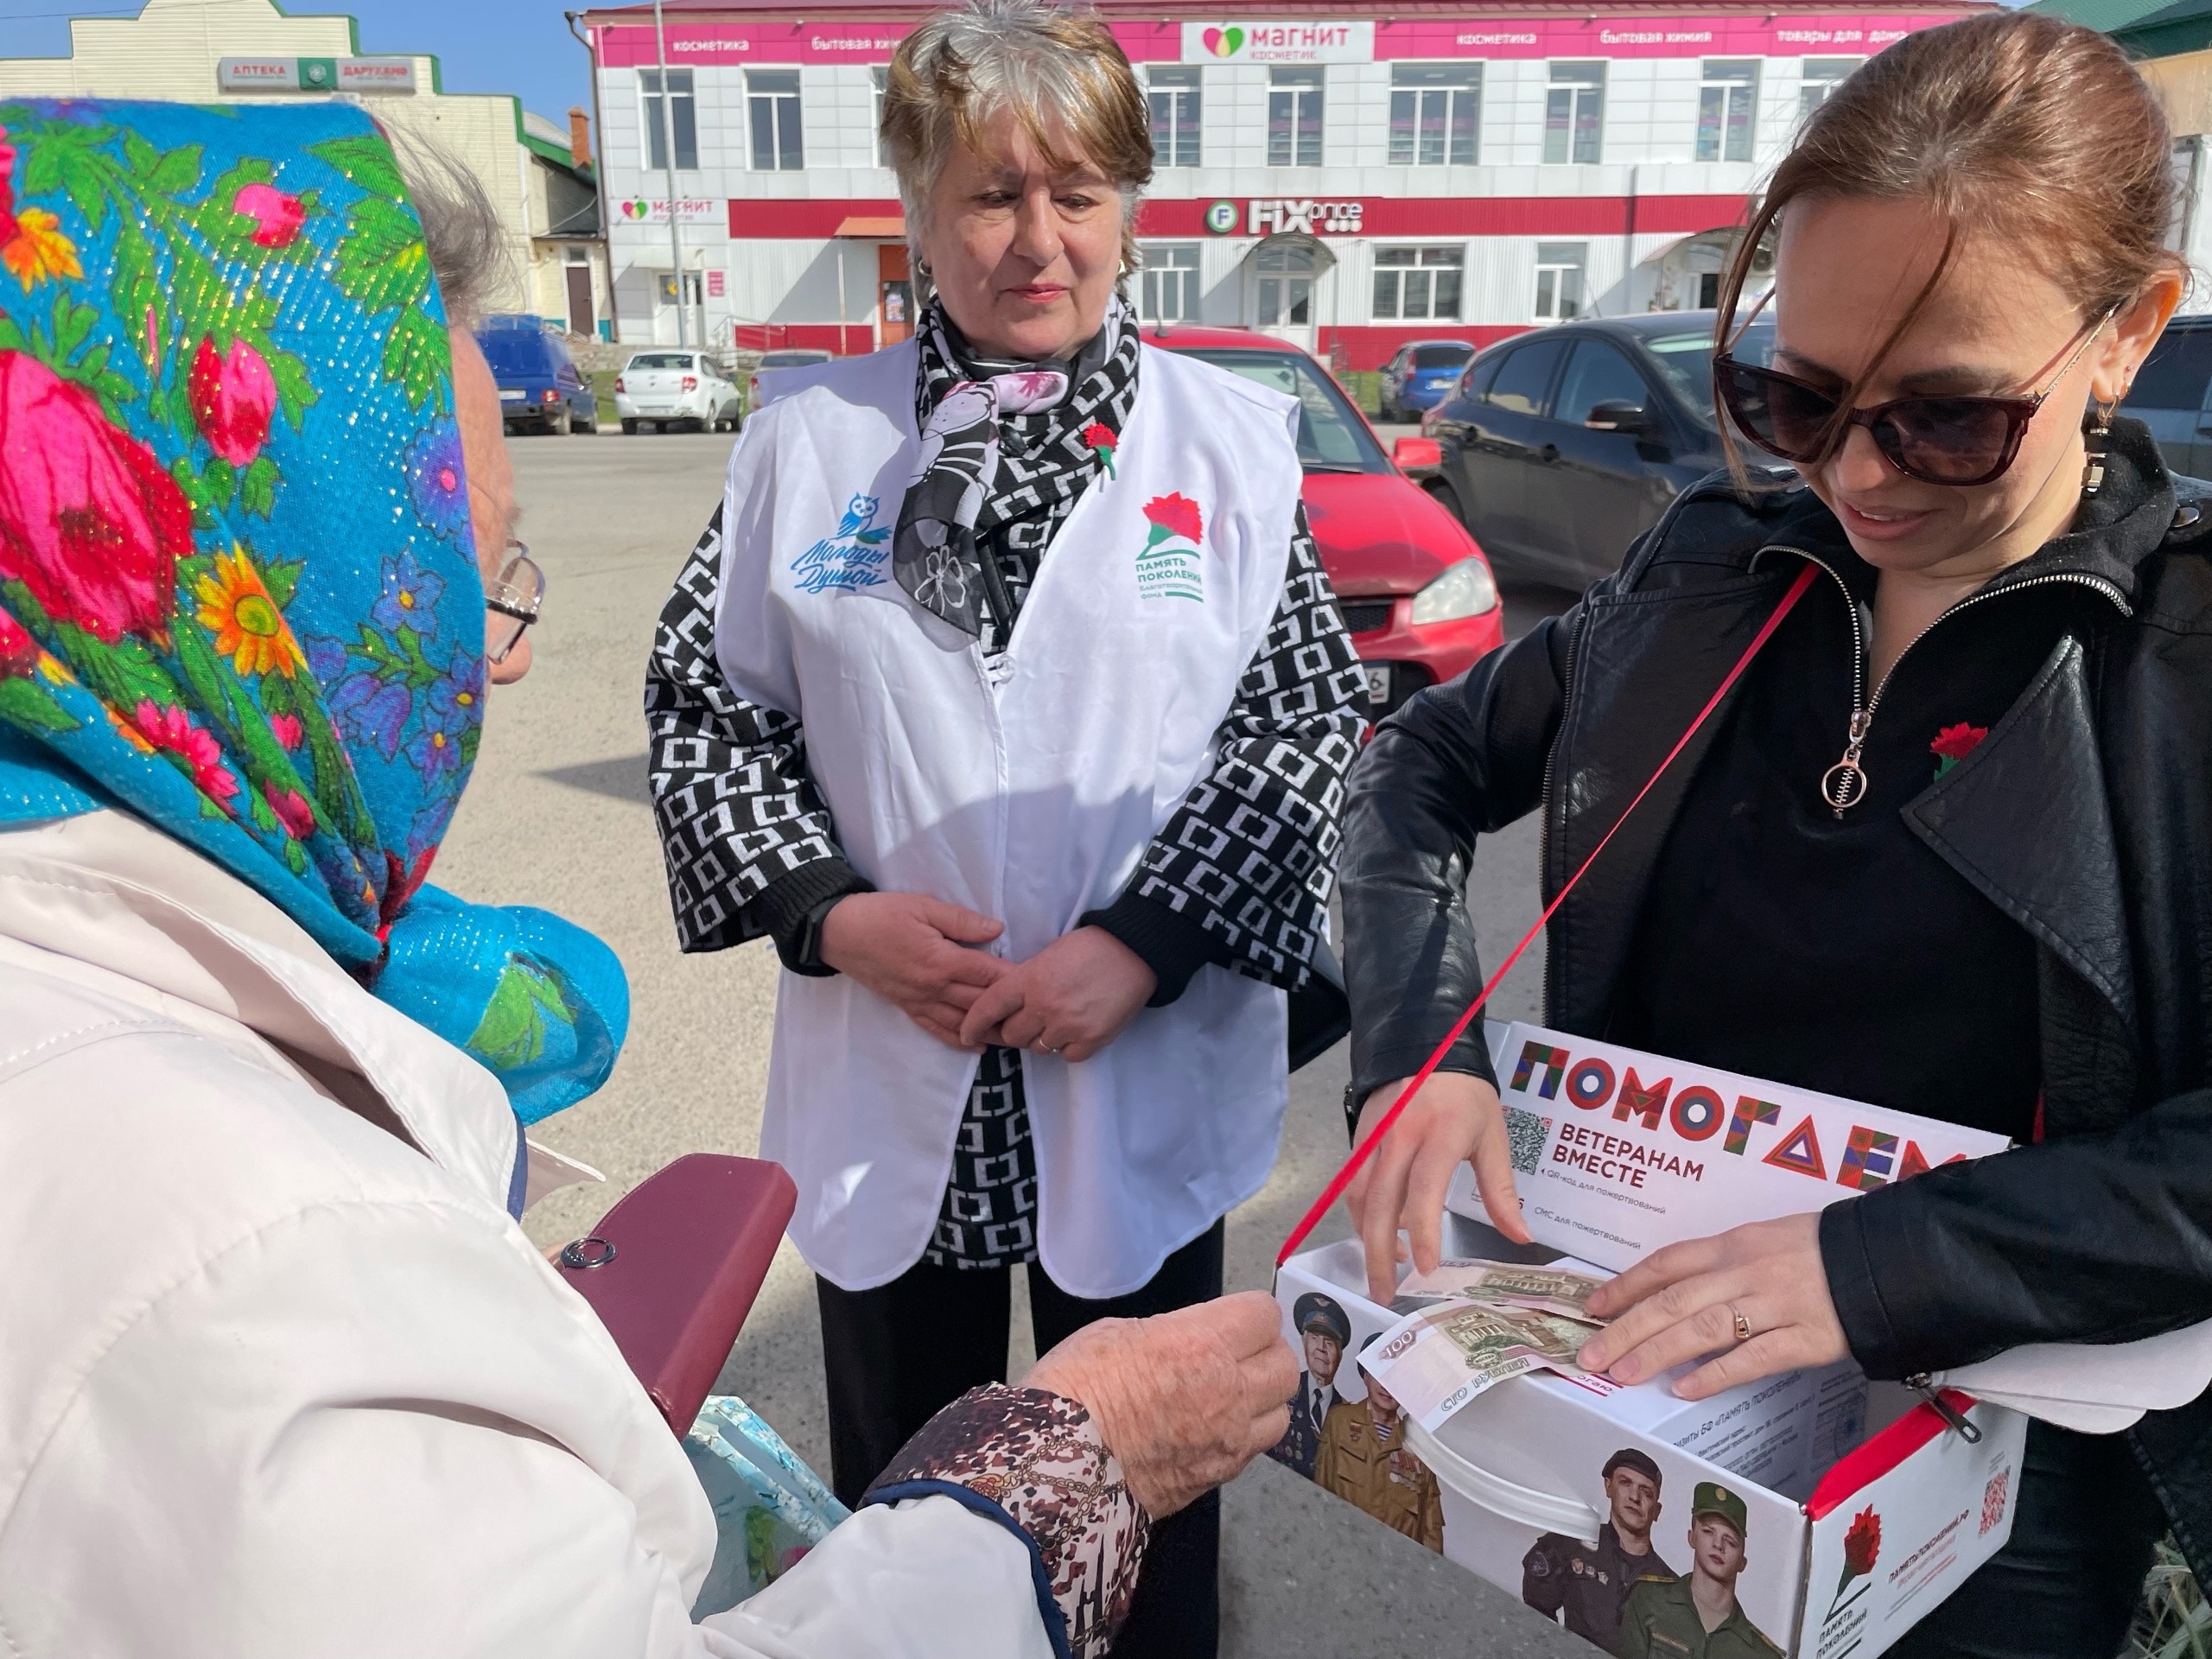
[475,315,598,436]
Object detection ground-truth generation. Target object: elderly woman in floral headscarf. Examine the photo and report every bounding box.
[0,100,1292,1659]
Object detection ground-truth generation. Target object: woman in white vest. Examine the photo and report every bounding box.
[645,2,1367,1647]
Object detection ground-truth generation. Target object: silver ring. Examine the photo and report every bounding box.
[1036,1043,1059,1055]
[1731,1304,1752,1344]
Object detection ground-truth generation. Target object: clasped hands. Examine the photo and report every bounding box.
[817,890,1156,1061]
[1349,1071,1850,1401]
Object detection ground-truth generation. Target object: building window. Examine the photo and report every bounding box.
[747,68,804,171]
[1268,67,1325,168]
[1389,63,1479,167]
[1147,65,1202,167]
[640,68,697,172]
[1543,62,1604,165]
[1255,241,1317,325]
[1141,243,1201,323]
[872,66,889,166]
[1533,242,1586,322]
[1798,57,1865,124]
[1373,246,1464,320]
[1697,60,1758,162]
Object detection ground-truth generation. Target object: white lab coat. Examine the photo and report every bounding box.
[728,341,1306,1296]
[0,809,1054,1659]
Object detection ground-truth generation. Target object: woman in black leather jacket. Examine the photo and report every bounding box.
[1340,15,2212,1653]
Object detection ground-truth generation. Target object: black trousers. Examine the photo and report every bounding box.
[1888,1419,2166,1658]
[817,1222,1226,1659]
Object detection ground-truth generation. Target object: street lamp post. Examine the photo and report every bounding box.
[653,0,686,347]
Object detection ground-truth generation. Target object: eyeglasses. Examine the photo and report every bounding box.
[1713,314,2113,487]
[486,542,543,664]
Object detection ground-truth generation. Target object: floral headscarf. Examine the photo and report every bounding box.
[0,100,624,1128]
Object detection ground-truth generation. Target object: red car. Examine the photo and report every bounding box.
[1152,326,1503,715]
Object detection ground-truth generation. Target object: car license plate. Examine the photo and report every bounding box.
[499,389,525,402]
[1363,664,1392,706]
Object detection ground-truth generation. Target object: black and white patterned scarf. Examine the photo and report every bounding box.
[893,297,1141,640]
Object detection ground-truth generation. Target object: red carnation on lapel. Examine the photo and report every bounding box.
[1083,421,1118,478]
[1141,493,1203,547]
[1930,722,1989,779]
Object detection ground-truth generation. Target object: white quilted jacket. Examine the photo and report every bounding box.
[0,810,1052,1659]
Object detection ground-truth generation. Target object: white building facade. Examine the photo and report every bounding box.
[582,1,1982,365]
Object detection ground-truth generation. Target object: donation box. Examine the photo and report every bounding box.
[1272,1024,2026,1658]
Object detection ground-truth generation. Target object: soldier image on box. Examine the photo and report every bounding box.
[1268,1291,1351,1479]
[1522,1447,1680,1656]
[1619,1482,1783,1659]
[1315,1333,1445,1553]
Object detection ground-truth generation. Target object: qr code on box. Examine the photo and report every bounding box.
[1505,1105,1551,1175]
[1979,1466,2011,1535]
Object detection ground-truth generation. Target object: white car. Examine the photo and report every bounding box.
[614,351,743,435]
[747,347,833,412]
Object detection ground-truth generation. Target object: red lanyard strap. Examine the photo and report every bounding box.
[1276,563,1820,1268]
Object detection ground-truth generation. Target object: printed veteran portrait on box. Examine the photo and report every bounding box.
[1312,1333,1444,1554]
[1618,1483,1783,1659]
[1522,1447,1678,1656]
[1268,1291,1350,1478]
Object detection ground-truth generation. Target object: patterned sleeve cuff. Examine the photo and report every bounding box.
[751,858,874,976]
[862,1384,1150,1659]
[1080,891,1228,1006]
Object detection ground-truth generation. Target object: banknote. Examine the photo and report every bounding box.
[1395,1258,1613,1323]
[1360,1300,1600,1433]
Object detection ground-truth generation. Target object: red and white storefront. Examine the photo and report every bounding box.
[581,0,1983,368]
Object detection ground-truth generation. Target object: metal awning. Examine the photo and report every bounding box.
[834,215,905,238]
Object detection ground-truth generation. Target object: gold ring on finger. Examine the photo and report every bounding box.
[1730,1303,1752,1344]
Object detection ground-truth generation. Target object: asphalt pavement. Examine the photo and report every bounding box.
[439,423,1589,1658]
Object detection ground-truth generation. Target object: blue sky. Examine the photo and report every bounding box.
[1,1,597,127]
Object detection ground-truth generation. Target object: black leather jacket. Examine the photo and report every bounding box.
[1341,421,2212,1568]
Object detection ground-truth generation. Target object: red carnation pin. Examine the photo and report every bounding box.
[1083,421,1118,479]
[1930,722,1989,779]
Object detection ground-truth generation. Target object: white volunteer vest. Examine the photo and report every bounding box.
[717,340,1304,1296]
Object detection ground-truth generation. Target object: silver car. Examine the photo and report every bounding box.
[615,351,743,435]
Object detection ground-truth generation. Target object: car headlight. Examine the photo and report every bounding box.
[1409,556,1498,625]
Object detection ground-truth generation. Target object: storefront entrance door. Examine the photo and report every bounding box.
[879,244,913,346]
[1249,240,1320,350]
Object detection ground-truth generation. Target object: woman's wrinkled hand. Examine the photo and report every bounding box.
[1346,1071,1532,1306]
[817,892,1012,1050]
[1021,1290,1298,1518]
[957,925,1156,1061]
[1577,1211,1849,1400]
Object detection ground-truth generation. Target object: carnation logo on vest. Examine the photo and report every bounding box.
[1136,493,1205,602]
[791,493,890,594]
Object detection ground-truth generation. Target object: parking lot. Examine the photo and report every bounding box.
[445,424,1585,1657]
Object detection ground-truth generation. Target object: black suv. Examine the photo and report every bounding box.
[1420,311,1773,587]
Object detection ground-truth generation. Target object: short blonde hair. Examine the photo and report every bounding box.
[880,0,1153,292]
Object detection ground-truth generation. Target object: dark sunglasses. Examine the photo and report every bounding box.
[1713,315,2112,486]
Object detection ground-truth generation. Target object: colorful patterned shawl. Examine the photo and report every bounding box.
[0,99,623,1126]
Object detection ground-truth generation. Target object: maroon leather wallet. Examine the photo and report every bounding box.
[554,1153,797,1436]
